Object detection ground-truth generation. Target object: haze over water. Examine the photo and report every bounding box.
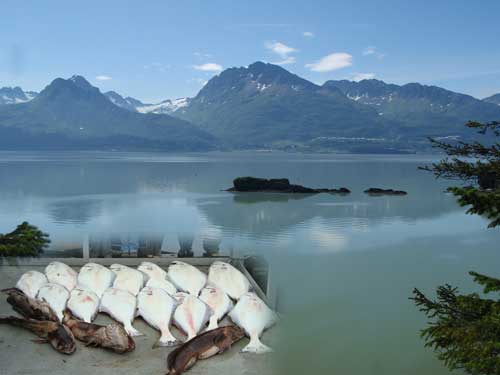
[1,151,498,374]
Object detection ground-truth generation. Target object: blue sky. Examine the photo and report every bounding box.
[1,0,499,102]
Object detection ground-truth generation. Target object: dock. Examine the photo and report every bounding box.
[0,257,277,374]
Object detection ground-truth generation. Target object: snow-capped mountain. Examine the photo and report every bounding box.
[0,87,38,105]
[104,91,145,112]
[136,97,191,115]
[104,91,190,115]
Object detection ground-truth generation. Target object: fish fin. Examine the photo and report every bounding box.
[213,333,227,346]
[241,337,273,354]
[154,332,179,348]
[126,326,144,337]
[1,287,21,294]
[32,339,49,345]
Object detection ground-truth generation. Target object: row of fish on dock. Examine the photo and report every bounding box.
[0,260,277,374]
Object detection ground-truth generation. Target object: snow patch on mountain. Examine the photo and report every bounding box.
[136,98,191,114]
[0,87,38,105]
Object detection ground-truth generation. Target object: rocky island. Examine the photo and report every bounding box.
[226,177,351,194]
[364,188,407,196]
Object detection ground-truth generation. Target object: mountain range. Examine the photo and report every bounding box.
[1,62,499,152]
[0,76,215,150]
[483,93,500,106]
[0,87,38,105]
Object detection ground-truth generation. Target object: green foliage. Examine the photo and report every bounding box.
[0,222,50,257]
[411,278,500,375]
[421,121,500,227]
[413,121,500,374]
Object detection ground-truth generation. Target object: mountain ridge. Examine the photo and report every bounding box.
[1,63,499,152]
[0,76,216,151]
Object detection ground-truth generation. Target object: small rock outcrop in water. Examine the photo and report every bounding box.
[364,188,407,196]
[226,177,350,194]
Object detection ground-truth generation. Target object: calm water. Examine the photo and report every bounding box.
[1,151,499,374]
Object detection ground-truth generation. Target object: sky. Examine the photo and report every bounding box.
[1,0,499,103]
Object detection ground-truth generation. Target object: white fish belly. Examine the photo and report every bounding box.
[45,261,77,291]
[168,261,207,296]
[67,288,99,323]
[229,292,277,353]
[110,264,145,296]
[77,263,115,298]
[138,262,167,281]
[100,288,141,336]
[137,287,176,330]
[199,286,233,329]
[173,293,210,340]
[16,271,48,299]
[37,283,70,322]
[208,261,250,300]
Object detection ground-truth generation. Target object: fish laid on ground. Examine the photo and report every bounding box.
[166,326,245,375]
[138,261,167,281]
[110,264,145,296]
[137,286,178,347]
[168,261,207,296]
[100,287,143,337]
[208,261,250,300]
[15,270,48,299]
[229,292,277,354]
[145,278,177,295]
[67,288,99,323]
[2,288,58,322]
[138,261,177,295]
[63,310,135,353]
[173,292,211,341]
[0,316,76,354]
[199,286,233,331]
[37,283,70,322]
[45,261,77,291]
[77,262,115,298]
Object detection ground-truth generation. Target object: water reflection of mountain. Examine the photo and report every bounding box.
[0,152,443,197]
[197,187,460,236]
[1,152,462,239]
[48,198,102,224]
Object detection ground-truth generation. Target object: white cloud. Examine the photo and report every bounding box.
[302,31,314,38]
[265,41,298,65]
[265,41,298,58]
[350,72,376,82]
[305,53,352,72]
[363,46,385,59]
[95,75,112,81]
[193,63,223,72]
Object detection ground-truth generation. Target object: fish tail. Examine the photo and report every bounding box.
[155,331,179,348]
[241,336,273,354]
[125,324,144,337]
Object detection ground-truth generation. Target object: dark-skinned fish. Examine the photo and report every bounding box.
[166,325,245,375]
[63,310,135,353]
[0,315,76,354]
[2,288,58,322]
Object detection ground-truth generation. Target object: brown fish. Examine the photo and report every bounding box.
[0,315,76,354]
[166,325,245,375]
[63,310,135,353]
[2,287,59,322]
